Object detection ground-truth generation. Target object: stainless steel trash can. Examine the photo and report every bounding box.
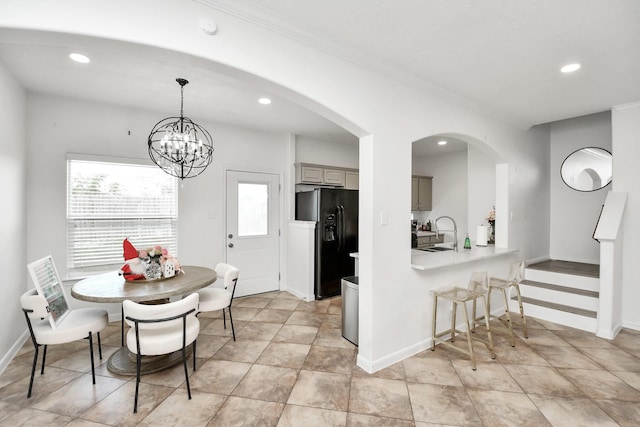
[341,276,359,345]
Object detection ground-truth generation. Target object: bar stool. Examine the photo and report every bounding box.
[483,261,528,346]
[431,271,495,370]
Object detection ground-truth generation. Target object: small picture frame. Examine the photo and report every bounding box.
[27,256,70,328]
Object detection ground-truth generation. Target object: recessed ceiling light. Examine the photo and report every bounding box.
[560,63,581,73]
[69,53,90,64]
[438,140,447,146]
[258,97,272,105]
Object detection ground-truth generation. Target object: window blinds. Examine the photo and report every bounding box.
[67,159,178,276]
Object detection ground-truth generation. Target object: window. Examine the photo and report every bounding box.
[66,156,178,277]
[237,182,269,237]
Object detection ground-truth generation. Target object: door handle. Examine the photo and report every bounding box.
[228,243,234,248]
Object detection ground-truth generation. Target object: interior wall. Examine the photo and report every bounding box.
[295,136,359,169]
[0,64,27,371]
[2,0,554,371]
[549,111,612,264]
[412,149,468,241]
[467,145,497,243]
[25,92,290,286]
[612,102,640,330]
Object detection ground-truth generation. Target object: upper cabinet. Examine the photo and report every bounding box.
[345,170,359,190]
[411,175,432,211]
[296,163,358,189]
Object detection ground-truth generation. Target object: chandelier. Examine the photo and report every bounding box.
[148,78,214,179]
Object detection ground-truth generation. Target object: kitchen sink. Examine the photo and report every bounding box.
[417,246,454,252]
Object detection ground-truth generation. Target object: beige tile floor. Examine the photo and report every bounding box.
[2,291,640,426]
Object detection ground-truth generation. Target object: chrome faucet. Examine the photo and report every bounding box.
[434,216,458,252]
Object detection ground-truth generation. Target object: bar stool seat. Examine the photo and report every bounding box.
[431,271,495,370]
[484,261,528,346]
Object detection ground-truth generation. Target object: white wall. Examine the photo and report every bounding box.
[0,64,27,371]
[25,93,290,300]
[549,112,611,264]
[612,102,640,330]
[2,0,554,372]
[296,136,358,169]
[467,145,496,243]
[413,149,468,243]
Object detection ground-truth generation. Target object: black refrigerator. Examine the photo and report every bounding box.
[295,188,358,299]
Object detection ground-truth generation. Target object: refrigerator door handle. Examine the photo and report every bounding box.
[337,205,345,252]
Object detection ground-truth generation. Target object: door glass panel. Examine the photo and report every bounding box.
[237,182,268,236]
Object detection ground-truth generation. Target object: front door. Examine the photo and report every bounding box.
[225,170,280,297]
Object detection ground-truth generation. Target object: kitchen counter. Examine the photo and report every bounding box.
[411,246,518,271]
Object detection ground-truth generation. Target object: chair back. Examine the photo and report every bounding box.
[467,271,489,293]
[27,256,71,328]
[215,263,239,295]
[508,261,525,283]
[20,288,51,320]
[124,293,200,356]
[123,293,199,331]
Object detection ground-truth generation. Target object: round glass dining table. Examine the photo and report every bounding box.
[71,266,217,375]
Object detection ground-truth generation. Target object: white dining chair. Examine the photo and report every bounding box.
[22,256,109,398]
[123,292,200,413]
[20,288,108,398]
[195,263,239,340]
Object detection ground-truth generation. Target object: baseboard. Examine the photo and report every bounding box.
[284,287,313,302]
[356,339,431,374]
[527,256,550,266]
[0,331,28,375]
[622,320,640,332]
[596,322,623,340]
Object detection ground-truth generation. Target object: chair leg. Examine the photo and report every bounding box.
[27,345,39,398]
[182,344,192,401]
[460,302,476,371]
[97,331,103,360]
[222,309,227,329]
[471,298,477,333]
[193,340,197,371]
[431,294,438,351]
[500,288,515,347]
[228,306,236,341]
[481,295,496,359]
[450,301,457,343]
[88,331,96,385]
[40,345,48,375]
[514,284,529,338]
[133,353,141,414]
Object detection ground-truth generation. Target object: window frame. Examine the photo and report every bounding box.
[66,153,179,278]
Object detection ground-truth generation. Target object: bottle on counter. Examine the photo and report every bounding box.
[464,233,471,249]
[426,220,431,231]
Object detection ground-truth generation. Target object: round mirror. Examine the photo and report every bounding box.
[561,147,612,192]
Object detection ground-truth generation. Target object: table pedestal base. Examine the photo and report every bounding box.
[107,345,193,376]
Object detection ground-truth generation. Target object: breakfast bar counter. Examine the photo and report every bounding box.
[411,246,519,271]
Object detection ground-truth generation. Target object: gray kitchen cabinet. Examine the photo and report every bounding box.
[411,175,432,211]
[345,170,359,190]
[296,163,356,188]
[297,164,324,183]
[416,233,444,249]
[323,168,346,186]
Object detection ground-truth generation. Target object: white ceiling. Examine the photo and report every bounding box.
[1,0,639,144]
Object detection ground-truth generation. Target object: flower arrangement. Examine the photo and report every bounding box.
[486,206,496,225]
[120,239,182,281]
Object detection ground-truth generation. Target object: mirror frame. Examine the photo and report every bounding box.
[560,147,612,192]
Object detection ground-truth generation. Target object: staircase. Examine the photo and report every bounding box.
[509,260,600,332]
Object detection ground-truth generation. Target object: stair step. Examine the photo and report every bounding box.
[524,268,600,292]
[521,280,599,298]
[513,296,597,319]
[527,260,599,278]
